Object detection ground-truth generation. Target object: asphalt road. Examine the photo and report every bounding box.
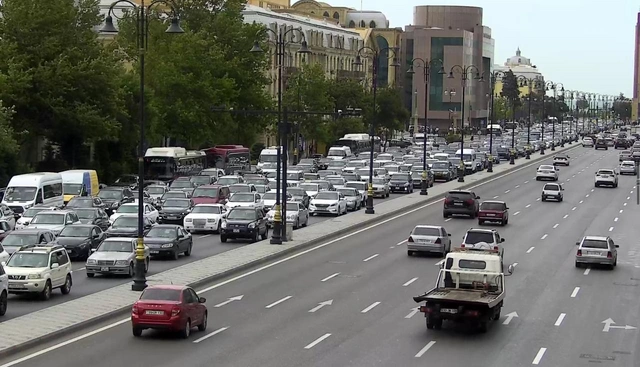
[0,176,431,321]
[5,144,638,367]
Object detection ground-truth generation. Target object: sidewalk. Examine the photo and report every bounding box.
[0,143,579,357]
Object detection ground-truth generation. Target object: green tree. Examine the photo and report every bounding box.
[491,96,509,122]
[365,87,410,139]
[325,78,366,144]
[500,70,522,117]
[0,101,23,185]
[0,0,126,167]
[613,93,632,120]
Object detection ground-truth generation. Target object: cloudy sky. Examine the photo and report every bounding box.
[331,0,636,98]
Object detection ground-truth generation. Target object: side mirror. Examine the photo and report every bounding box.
[500,238,505,243]
[51,263,60,269]
[91,248,97,253]
[615,245,620,248]
[476,196,481,199]
[575,242,580,246]
[507,264,514,274]
[199,297,207,303]
[447,233,451,236]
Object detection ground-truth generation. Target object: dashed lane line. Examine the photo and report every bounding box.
[304,333,332,349]
[403,277,418,287]
[609,227,614,232]
[553,224,559,229]
[554,313,566,326]
[563,214,569,219]
[571,287,580,298]
[513,211,520,216]
[361,302,381,313]
[321,273,340,282]
[527,247,535,253]
[363,254,379,262]
[532,348,547,365]
[584,268,591,275]
[415,341,436,358]
[525,204,531,208]
[541,234,548,240]
[193,327,229,344]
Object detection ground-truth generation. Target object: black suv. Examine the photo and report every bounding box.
[443,190,481,218]
[220,207,268,243]
[389,173,414,193]
[615,138,629,149]
[595,139,608,150]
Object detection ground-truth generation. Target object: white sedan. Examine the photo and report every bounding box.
[225,192,264,211]
[535,164,559,181]
[309,191,347,216]
[109,203,158,224]
[582,137,594,147]
[183,204,226,233]
[266,201,309,229]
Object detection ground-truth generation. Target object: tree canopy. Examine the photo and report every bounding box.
[500,70,522,111]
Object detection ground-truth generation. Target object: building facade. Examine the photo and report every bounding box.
[401,5,494,132]
[493,48,543,96]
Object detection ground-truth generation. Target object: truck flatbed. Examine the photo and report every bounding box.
[419,288,503,308]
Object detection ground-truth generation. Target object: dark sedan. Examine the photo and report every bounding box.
[98,187,134,215]
[55,224,106,259]
[73,208,110,231]
[431,161,455,181]
[106,215,152,237]
[287,187,310,208]
[65,196,106,210]
[220,207,268,243]
[158,199,194,224]
[389,173,414,193]
[143,225,193,260]
[410,171,433,189]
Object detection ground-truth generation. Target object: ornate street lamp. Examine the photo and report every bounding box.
[486,71,505,172]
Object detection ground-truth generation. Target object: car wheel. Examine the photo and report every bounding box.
[184,243,192,257]
[0,291,7,316]
[132,327,143,337]
[180,319,191,339]
[87,272,95,278]
[478,220,483,225]
[40,280,52,301]
[262,227,269,240]
[60,275,72,295]
[198,312,208,332]
[407,250,413,256]
[216,222,221,234]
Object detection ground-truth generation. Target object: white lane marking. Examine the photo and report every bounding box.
[396,240,407,246]
[308,300,333,313]
[624,202,628,206]
[524,180,529,184]
[572,207,577,211]
[390,246,395,249]
[200,234,211,239]
[628,196,631,200]
[609,227,614,232]
[403,277,418,287]
[493,195,500,199]
[321,272,340,282]
[265,296,292,309]
[532,348,547,365]
[415,341,436,358]
[579,200,584,204]
[515,185,520,188]
[361,302,381,313]
[0,154,575,365]
[444,218,452,222]
[567,178,571,181]
[584,268,591,275]
[193,327,228,344]
[513,211,520,216]
[76,267,86,271]
[571,287,580,298]
[536,198,541,201]
[525,204,531,208]
[363,254,379,262]
[591,189,595,192]
[304,333,332,349]
[527,247,535,253]
[541,234,548,240]
[586,194,591,198]
[555,313,566,326]
[563,214,569,219]
[614,217,619,222]
[620,209,624,213]
[214,295,244,308]
[553,224,559,229]
[435,259,445,266]
[572,175,576,177]
[405,307,419,319]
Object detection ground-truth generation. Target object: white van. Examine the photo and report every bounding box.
[327,146,353,161]
[257,146,287,169]
[2,173,64,215]
[455,149,477,172]
[487,124,502,136]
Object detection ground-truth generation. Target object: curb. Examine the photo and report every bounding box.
[0,143,580,359]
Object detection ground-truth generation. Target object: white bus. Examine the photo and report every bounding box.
[144,147,206,182]
[487,124,503,136]
[2,172,64,215]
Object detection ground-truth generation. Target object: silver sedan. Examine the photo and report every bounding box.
[407,225,451,257]
[284,201,309,229]
[619,161,637,175]
[575,235,618,269]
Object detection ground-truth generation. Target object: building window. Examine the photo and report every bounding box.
[369,21,376,28]
[359,20,366,27]
[375,35,389,88]
[323,11,329,17]
[333,12,339,20]
[348,20,355,28]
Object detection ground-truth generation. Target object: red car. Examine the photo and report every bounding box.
[131,285,208,338]
[477,200,509,226]
[191,185,230,205]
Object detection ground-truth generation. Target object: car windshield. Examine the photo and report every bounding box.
[539,165,555,171]
[146,227,177,238]
[31,213,65,224]
[327,178,344,186]
[140,288,181,301]
[465,231,495,244]
[146,186,166,195]
[413,227,441,236]
[192,206,221,214]
[74,209,98,219]
[190,176,210,185]
[170,181,193,189]
[544,184,560,191]
[286,203,300,211]
[163,192,186,199]
[582,239,608,249]
[99,190,122,200]
[98,241,133,252]
[68,198,93,207]
[164,200,189,208]
[4,186,37,202]
[227,209,256,220]
[288,188,305,196]
[230,185,251,193]
[63,184,83,195]
[2,233,38,247]
[356,169,369,176]
[346,182,365,190]
[262,193,277,201]
[480,202,505,211]
[113,216,137,228]
[7,253,49,268]
[328,150,346,157]
[117,205,138,213]
[622,162,635,167]
[300,184,319,192]
[217,177,239,185]
[327,161,346,168]
[59,226,92,237]
[231,193,255,202]
[598,170,614,175]
[337,188,358,196]
[391,174,410,181]
[192,187,219,198]
[372,178,386,185]
[315,192,338,200]
[23,208,49,217]
[433,162,449,169]
[245,178,265,185]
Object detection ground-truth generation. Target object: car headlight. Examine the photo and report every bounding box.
[87,259,97,265]
[206,218,216,223]
[329,203,337,207]
[161,243,174,248]
[248,222,256,228]
[221,221,227,228]
[27,273,41,279]
[115,260,129,266]
[111,202,119,208]
[185,218,192,222]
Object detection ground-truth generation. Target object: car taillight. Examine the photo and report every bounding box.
[408,236,414,243]
[465,199,474,205]
[577,250,582,256]
[434,238,441,244]
[460,244,465,248]
[607,251,612,259]
[171,307,181,317]
[444,198,453,204]
[132,305,139,314]
[493,246,499,251]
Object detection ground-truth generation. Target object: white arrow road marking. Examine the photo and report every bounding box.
[527,247,535,253]
[602,318,638,332]
[405,307,419,319]
[321,272,340,282]
[502,311,519,325]
[265,296,292,309]
[363,254,379,262]
[361,302,381,313]
[584,268,590,275]
[571,287,580,298]
[555,313,566,326]
[403,277,418,287]
[193,327,228,344]
[214,295,244,308]
[304,333,331,349]
[415,341,436,358]
[309,300,333,313]
[532,348,547,365]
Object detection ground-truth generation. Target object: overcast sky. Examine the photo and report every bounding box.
[331,0,636,98]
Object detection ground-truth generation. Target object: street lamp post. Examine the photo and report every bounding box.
[575,92,582,141]
[446,65,483,180]
[407,58,444,195]
[353,46,400,214]
[555,83,565,147]
[251,27,311,243]
[565,91,574,144]
[514,75,541,159]
[509,95,516,164]
[100,0,184,292]
[487,71,505,172]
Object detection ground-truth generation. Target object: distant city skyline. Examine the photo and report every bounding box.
[330,0,635,98]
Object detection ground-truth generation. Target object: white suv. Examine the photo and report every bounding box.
[595,169,618,188]
[0,263,7,316]
[460,228,505,258]
[542,183,564,202]
[4,245,73,300]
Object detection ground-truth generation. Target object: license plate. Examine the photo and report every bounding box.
[101,267,109,272]
[418,239,432,243]
[396,186,402,189]
[150,251,159,254]
[454,203,464,206]
[586,251,600,255]
[195,224,204,228]
[8,284,25,289]
[441,308,458,314]
[486,213,495,216]
[233,229,240,233]
[145,310,164,315]
[601,175,609,178]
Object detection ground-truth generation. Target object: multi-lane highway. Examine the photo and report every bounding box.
[3,145,639,367]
